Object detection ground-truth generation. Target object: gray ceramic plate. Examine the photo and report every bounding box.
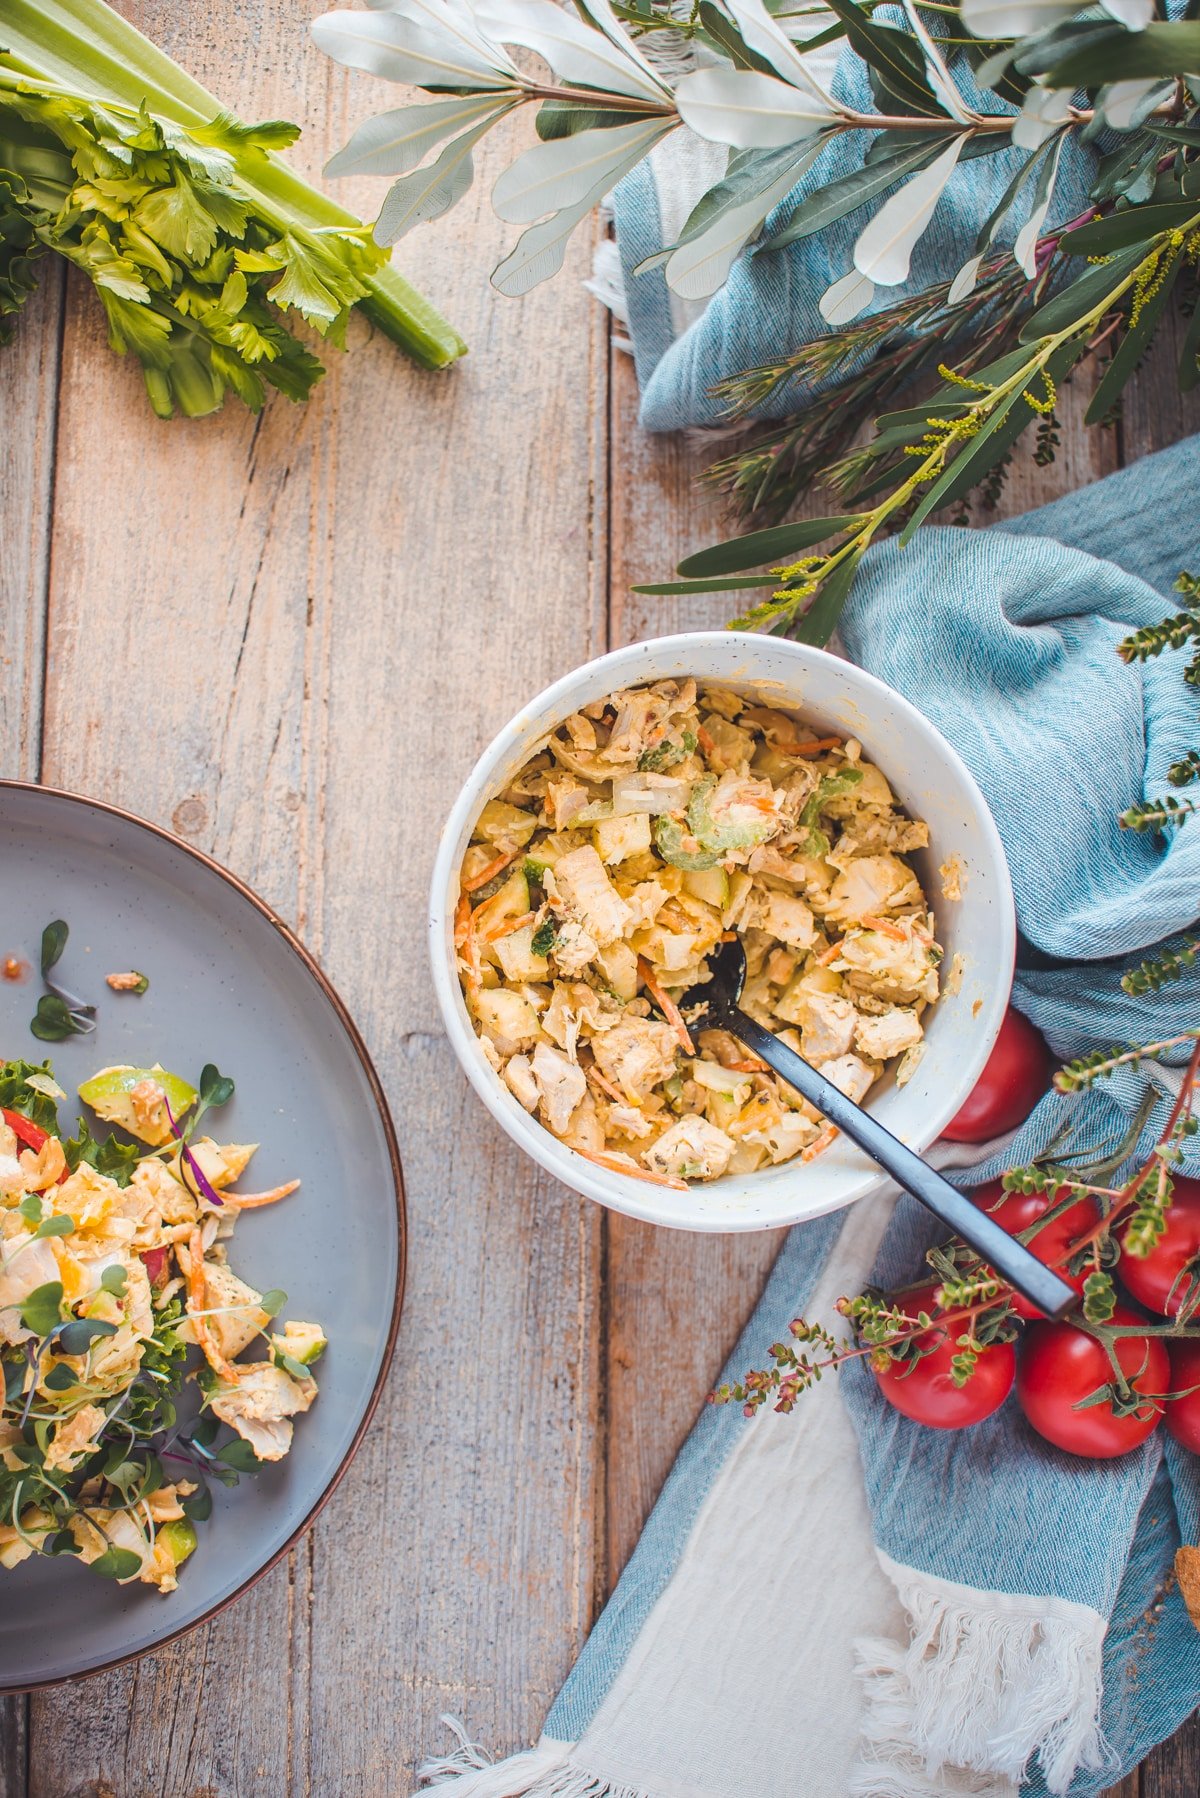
[0,782,405,1691]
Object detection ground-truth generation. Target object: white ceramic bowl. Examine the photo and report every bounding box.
[430,634,1014,1233]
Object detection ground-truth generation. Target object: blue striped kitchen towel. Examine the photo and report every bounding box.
[416,437,1200,1798]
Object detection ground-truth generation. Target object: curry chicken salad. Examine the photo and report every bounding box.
[455,679,943,1191]
[0,1058,324,1592]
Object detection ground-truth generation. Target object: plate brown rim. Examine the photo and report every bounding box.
[0,778,407,1694]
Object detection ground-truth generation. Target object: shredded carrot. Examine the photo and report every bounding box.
[637,956,694,1053]
[454,893,482,990]
[727,1059,768,1074]
[746,795,781,814]
[816,939,845,966]
[777,735,843,758]
[574,1146,688,1191]
[696,725,716,755]
[481,909,536,944]
[585,1063,625,1104]
[802,1124,839,1162]
[184,1226,241,1382]
[462,846,519,893]
[861,914,907,942]
[720,929,737,942]
[225,1179,301,1210]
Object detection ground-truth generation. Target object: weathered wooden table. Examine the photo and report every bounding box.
[1,6,1198,1794]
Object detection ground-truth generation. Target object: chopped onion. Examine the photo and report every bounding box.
[612,773,691,816]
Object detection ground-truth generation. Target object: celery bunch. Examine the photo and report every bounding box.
[0,0,465,418]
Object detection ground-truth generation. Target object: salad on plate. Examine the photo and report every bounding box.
[0,1056,325,1592]
[455,677,943,1190]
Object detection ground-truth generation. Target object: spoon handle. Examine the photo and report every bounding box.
[714,1002,1077,1320]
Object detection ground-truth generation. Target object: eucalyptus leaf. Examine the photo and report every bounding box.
[325,96,509,180]
[375,112,504,243]
[535,103,641,140]
[491,124,672,296]
[962,0,1080,38]
[723,0,839,105]
[310,5,516,91]
[762,135,949,251]
[819,267,876,324]
[666,138,829,299]
[1013,133,1065,276]
[574,0,674,99]
[475,0,667,102]
[1049,21,1200,86]
[696,0,777,74]
[674,67,837,150]
[493,117,670,223]
[853,136,965,286]
[821,0,941,117]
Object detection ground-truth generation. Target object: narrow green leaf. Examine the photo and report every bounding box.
[1066,202,1198,255]
[762,135,948,251]
[1019,245,1146,339]
[1050,22,1200,87]
[34,1215,74,1241]
[1085,247,1183,423]
[786,551,864,646]
[631,574,784,595]
[677,514,864,577]
[820,0,942,116]
[696,1,776,73]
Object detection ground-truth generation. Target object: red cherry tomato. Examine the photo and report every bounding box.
[1164,1338,1200,1454]
[969,1178,1095,1320]
[1119,1177,1200,1317]
[2,1108,48,1153]
[1016,1306,1168,1458]
[942,1005,1052,1143]
[874,1284,1016,1429]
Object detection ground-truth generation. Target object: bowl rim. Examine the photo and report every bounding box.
[429,632,1015,1233]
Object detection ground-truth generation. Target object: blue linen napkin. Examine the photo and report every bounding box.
[419,439,1200,1798]
[611,46,1098,432]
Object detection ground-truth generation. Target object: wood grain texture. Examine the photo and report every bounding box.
[13,3,607,1794]
[2,6,1200,1793]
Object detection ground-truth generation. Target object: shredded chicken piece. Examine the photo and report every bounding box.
[531,1043,587,1136]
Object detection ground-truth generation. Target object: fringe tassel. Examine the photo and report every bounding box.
[851,1564,1115,1798]
[415,1718,658,1798]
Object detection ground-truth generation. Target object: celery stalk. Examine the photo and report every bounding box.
[2,0,466,370]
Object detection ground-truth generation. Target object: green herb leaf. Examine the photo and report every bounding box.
[89,1546,143,1580]
[100,1264,128,1297]
[55,1318,118,1356]
[33,1215,74,1241]
[40,920,68,976]
[216,1438,262,1473]
[42,1363,77,1392]
[20,1281,63,1336]
[258,1288,287,1319]
[30,993,85,1043]
[182,1483,213,1522]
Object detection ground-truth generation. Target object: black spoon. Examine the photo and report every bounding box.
[680,939,1076,1320]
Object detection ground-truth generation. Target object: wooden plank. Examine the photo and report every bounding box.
[20,4,607,1794]
[1138,1709,1200,1798]
[0,263,62,784]
[1117,294,1200,467]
